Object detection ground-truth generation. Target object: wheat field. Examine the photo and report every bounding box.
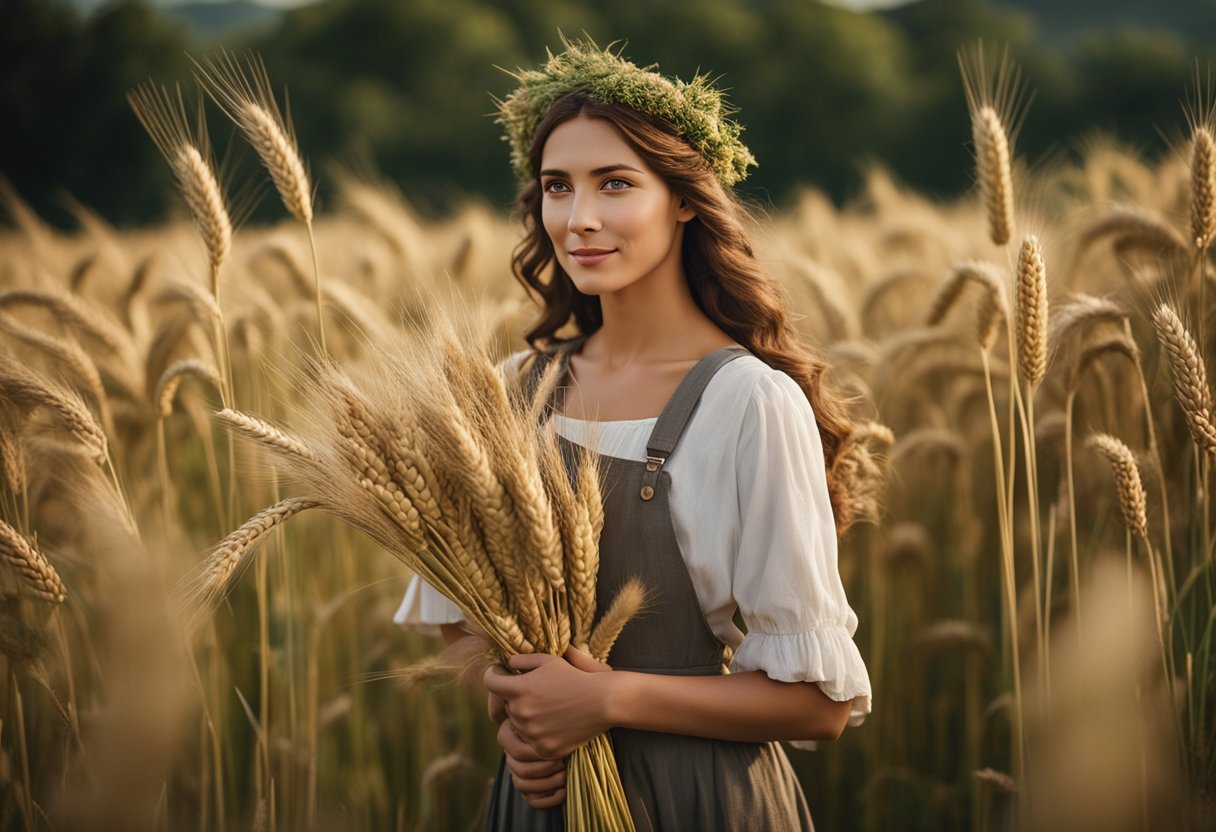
[0,51,1214,832]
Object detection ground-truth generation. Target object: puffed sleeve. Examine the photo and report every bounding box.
[728,371,873,733]
[393,573,466,637]
[392,348,533,635]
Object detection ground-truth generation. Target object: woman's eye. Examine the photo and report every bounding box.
[543,181,569,194]
[603,178,631,190]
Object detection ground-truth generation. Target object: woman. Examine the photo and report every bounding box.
[395,37,873,830]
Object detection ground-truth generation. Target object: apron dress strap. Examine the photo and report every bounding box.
[639,346,750,500]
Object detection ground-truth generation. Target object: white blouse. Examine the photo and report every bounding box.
[394,350,873,733]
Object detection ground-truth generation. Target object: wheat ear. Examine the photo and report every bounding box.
[0,356,107,465]
[155,359,223,418]
[1191,126,1216,251]
[589,578,648,663]
[238,102,312,224]
[0,520,67,604]
[174,145,232,281]
[0,289,131,359]
[0,430,26,494]
[1086,433,1148,539]
[973,105,1015,246]
[0,313,105,406]
[1015,236,1048,386]
[190,497,319,612]
[127,81,231,291]
[215,408,319,462]
[1079,329,1139,369]
[1046,293,1126,359]
[1152,303,1216,455]
[191,49,325,352]
[1076,204,1189,258]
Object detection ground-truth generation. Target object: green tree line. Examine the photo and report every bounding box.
[2,0,1215,227]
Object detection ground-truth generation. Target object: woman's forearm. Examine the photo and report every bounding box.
[603,668,853,744]
[438,622,470,647]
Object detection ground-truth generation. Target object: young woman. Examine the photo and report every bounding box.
[395,38,873,830]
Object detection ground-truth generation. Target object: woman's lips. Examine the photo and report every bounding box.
[570,250,616,266]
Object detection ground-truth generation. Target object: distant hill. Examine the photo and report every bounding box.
[163,0,281,38]
[989,0,1216,42]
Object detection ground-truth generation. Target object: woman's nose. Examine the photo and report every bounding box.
[567,194,601,234]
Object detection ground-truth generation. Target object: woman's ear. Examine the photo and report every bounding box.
[676,199,696,223]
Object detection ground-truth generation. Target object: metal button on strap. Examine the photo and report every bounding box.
[640,485,655,500]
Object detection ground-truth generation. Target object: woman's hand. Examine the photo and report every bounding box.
[484,645,614,797]
[497,714,568,809]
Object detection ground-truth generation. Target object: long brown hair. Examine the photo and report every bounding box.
[509,91,869,535]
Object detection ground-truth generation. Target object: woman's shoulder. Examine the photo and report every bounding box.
[704,352,802,410]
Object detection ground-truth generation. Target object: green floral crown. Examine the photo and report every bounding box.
[493,35,757,188]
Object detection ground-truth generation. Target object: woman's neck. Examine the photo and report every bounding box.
[586,250,714,367]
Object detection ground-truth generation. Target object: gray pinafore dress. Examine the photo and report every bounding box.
[484,336,816,831]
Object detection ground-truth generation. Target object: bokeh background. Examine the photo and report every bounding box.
[2,2,1215,831]
[6,0,1216,226]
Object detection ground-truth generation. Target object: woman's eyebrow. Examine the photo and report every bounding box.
[539,164,643,177]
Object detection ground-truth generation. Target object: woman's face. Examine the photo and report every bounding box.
[539,114,695,296]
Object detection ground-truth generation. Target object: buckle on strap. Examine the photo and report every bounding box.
[640,453,667,500]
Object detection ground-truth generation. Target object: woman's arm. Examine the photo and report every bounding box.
[485,648,854,761]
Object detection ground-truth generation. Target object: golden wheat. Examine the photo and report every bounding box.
[1152,303,1216,455]
[1086,433,1148,539]
[192,497,320,613]
[972,105,1015,246]
[588,577,647,663]
[1015,236,1048,386]
[215,408,319,462]
[1190,126,1216,250]
[156,359,223,418]
[0,354,107,465]
[0,518,67,603]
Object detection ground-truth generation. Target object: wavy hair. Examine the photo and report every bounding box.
[509,91,872,535]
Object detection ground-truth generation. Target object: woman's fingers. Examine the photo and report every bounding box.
[524,787,566,810]
[562,644,612,673]
[505,754,565,780]
[510,765,566,798]
[497,717,545,761]
[487,691,508,725]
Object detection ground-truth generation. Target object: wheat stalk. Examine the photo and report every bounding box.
[0,312,105,407]
[1075,204,1189,259]
[238,103,312,224]
[189,497,320,614]
[155,359,223,418]
[0,429,26,495]
[0,289,131,359]
[1074,332,1140,390]
[1191,126,1216,251]
[0,354,107,465]
[926,260,1009,349]
[191,48,325,353]
[1086,433,1148,539]
[1152,303,1216,455]
[128,81,231,292]
[174,145,232,282]
[215,408,319,462]
[589,578,647,663]
[1015,236,1048,386]
[973,105,1015,246]
[0,519,66,604]
[1046,293,1126,360]
[155,281,224,334]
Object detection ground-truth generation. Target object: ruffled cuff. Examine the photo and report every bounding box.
[392,574,467,637]
[730,626,873,742]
